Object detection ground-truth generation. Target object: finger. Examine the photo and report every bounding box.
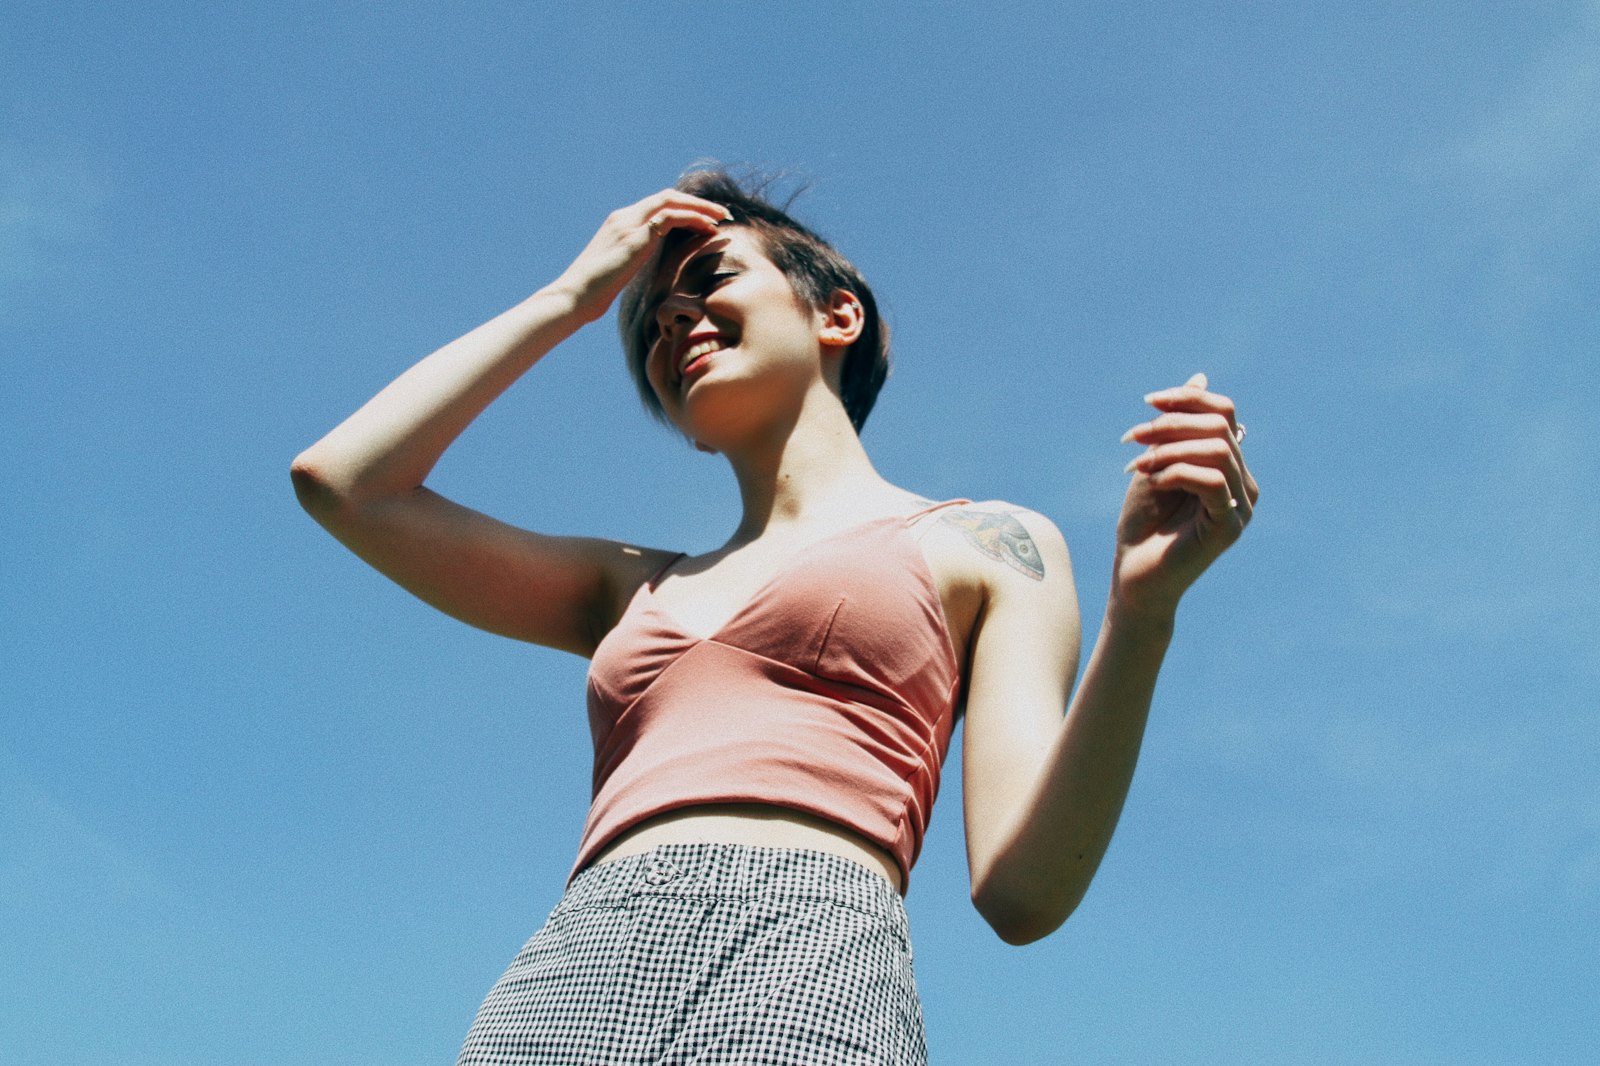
[649,231,732,296]
[1143,375,1258,510]
[1240,462,1261,508]
[1227,422,1260,508]
[1126,438,1251,521]
[1144,383,1238,426]
[1142,462,1245,527]
[655,226,729,264]
[639,189,736,222]
[1125,436,1236,477]
[1120,411,1234,445]
[1143,377,1245,457]
[643,207,731,241]
[1129,380,1248,455]
[1125,409,1253,510]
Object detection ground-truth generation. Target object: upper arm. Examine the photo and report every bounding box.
[953,506,1082,885]
[292,468,668,656]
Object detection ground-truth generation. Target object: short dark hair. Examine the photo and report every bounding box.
[617,167,891,433]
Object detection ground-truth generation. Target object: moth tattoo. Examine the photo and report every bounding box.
[941,509,1046,581]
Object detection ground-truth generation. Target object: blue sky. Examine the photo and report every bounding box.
[4,2,1596,1063]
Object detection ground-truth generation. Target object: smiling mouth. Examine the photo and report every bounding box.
[677,337,726,382]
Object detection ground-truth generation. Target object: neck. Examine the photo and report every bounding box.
[719,393,892,542]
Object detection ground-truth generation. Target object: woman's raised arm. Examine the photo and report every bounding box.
[290,191,731,655]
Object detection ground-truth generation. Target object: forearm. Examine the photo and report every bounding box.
[292,284,584,505]
[978,600,1174,942]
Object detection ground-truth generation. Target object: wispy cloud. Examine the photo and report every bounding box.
[1461,5,1600,201]
[1447,3,1600,313]
[1492,792,1600,903]
[1177,693,1599,907]
[0,140,109,289]
[1346,397,1599,649]
[0,742,167,906]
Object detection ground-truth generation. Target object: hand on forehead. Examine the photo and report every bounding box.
[662,229,733,279]
[646,230,735,309]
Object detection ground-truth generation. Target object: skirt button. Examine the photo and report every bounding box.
[644,858,679,886]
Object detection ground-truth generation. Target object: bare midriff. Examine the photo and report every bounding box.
[589,804,904,894]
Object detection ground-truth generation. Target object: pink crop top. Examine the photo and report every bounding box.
[575,502,967,891]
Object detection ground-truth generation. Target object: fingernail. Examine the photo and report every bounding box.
[1142,391,1161,405]
[1120,426,1139,443]
[1123,457,1140,473]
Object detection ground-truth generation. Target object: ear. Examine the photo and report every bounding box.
[816,289,866,353]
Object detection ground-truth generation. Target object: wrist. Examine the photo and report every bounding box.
[539,267,623,327]
[1103,586,1178,643]
[531,278,590,322]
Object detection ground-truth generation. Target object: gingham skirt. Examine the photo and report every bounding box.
[456,843,927,1065]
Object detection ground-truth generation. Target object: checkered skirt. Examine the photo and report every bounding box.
[456,843,926,1065]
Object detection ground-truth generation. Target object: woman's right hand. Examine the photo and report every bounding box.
[552,190,733,324]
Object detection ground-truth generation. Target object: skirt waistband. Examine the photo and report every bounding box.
[560,843,904,919]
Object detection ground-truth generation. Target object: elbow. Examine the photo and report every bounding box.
[971,871,1085,947]
[289,451,346,521]
[973,892,1071,947]
[291,449,413,529]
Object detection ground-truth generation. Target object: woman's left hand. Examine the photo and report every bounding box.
[1113,373,1259,617]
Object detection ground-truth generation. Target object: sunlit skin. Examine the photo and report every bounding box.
[639,228,848,455]
[291,186,1258,942]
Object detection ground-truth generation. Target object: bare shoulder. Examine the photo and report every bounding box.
[929,500,1069,585]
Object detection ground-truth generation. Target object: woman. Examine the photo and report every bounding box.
[292,169,1258,1064]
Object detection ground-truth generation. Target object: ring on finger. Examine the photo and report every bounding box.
[1233,422,1247,444]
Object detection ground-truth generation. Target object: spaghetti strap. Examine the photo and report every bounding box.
[901,498,972,526]
[649,502,964,585]
[647,552,688,585]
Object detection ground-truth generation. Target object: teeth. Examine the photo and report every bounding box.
[679,339,723,374]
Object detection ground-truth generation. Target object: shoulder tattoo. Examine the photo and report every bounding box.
[940,509,1046,581]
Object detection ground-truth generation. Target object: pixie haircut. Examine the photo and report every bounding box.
[618,168,891,433]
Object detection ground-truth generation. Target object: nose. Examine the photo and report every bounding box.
[654,292,700,345]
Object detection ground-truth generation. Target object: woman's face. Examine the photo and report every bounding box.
[640,227,827,440]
